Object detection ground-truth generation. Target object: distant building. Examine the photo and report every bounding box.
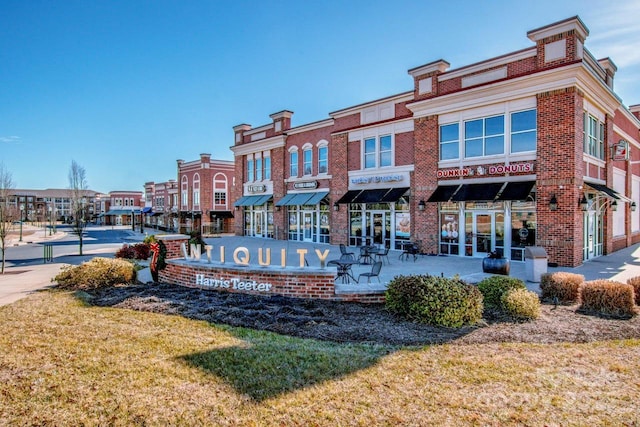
[102,191,144,227]
[4,188,97,224]
[177,154,235,235]
[143,180,179,231]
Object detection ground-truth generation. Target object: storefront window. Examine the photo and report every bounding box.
[319,203,330,243]
[440,211,459,255]
[511,201,536,261]
[349,205,362,246]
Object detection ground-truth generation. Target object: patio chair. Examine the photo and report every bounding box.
[357,261,382,284]
[340,243,355,257]
[399,242,419,262]
[374,247,390,265]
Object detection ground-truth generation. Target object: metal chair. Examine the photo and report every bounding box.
[358,261,382,284]
[374,247,390,265]
[340,243,354,257]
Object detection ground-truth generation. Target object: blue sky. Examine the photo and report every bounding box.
[1,0,639,193]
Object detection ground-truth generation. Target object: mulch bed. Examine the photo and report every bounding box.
[83,282,640,346]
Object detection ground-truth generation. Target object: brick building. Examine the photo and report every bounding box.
[143,180,179,231]
[231,16,640,267]
[177,154,235,235]
[103,191,143,227]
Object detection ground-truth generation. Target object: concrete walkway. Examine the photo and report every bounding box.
[3,229,640,306]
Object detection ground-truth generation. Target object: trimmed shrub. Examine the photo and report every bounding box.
[477,276,526,308]
[626,276,640,305]
[540,272,584,304]
[53,257,136,290]
[579,280,637,318]
[386,275,483,328]
[114,244,136,259]
[501,288,541,321]
[115,243,151,260]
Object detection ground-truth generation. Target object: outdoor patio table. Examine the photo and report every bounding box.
[327,258,359,283]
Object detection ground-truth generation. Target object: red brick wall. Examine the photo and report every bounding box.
[536,87,585,266]
[413,116,439,253]
[395,131,414,166]
[330,133,349,245]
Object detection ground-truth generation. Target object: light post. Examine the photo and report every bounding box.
[131,209,135,231]
[48,206,52,236]
[19,204,24,242]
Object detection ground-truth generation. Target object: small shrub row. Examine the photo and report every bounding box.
[385,275,483,328]
[579,280,637,318]
[626,276,640,305]
[477,276,540,320]
[115,243,151,260]
[540,272,584,304]
[53,257,136,290]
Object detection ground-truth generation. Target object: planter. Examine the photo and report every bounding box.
[482,256,510,275]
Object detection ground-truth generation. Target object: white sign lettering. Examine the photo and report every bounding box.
[195,274,273,292]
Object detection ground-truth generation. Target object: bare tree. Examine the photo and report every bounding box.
[0,163,17,274]
[68,160,90,256]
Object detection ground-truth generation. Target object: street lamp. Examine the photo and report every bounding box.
[19,204,24,242]
[48,206,53,236]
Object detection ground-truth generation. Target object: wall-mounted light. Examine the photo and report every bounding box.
[631,202,637,212]
[579,194,588,211]
[275,205,281,212]
[418,200,426,211]
[611,200,618,211]
[549,195,558,211]
[333,202,339,211]
[235,205,240,211]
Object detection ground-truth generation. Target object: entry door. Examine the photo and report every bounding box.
[254,211,263,237]
[473,213,493,256]
[365,211,387,246]
[583,211,603,260]
[302,211,314,242]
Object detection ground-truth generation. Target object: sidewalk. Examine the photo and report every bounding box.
[5,224,67,247]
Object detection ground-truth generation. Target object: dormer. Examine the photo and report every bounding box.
[233,124,251,146]
[270,110,294,134]
[527,16,589,68]
[407,59,450,101]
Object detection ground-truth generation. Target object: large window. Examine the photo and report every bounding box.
[439,123,459,160]
[290,151,298,177]
[247,157,254,182]
[214,192,226,205]
[255,157,262,181]
[318,146,328,174]
[584,112,605,159]
[264,156,271,180]
[303,149,312,175]
[464,115,504,158]
[511,109,536,153]
[364,135,392,168]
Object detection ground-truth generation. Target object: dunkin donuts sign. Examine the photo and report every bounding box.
[437,162,534,178]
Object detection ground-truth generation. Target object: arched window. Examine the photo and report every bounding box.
[181,176,188,208]
[193,173,200,208]
[213,173,228,209]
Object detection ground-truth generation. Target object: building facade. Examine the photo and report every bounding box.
[143,180,179,231]
[232,16,640,267]
[103,191,143,227]
[6,189,97,224]
[177,154,235,235]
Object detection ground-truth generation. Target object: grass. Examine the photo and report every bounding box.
[1,290,639,426]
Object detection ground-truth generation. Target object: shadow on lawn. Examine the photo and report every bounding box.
[179,328,391,402]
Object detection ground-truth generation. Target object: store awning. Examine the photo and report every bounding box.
[451,183,504,202]
[585,182,621,200]
[234,195,272,207]
[275,194,296,206]
[336,190,362,204]
[352,188,390,203]
[209,210,234,219]
[380,187,410,202]
[497,181,535,201]
[427,185,460,202]
[305,191,329,205]
[142,207,153,214]
[104,209,141,215]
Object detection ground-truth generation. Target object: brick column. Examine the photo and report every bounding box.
[413,116,440,253]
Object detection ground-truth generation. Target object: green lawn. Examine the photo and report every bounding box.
[1,290,638,426]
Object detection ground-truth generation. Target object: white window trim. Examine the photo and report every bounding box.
[362,134,395,169]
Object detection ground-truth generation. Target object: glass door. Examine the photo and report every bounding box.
[364,211,388,246]
[254,211,263,237]
[473,212,493,257]
[302,211,314,242]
